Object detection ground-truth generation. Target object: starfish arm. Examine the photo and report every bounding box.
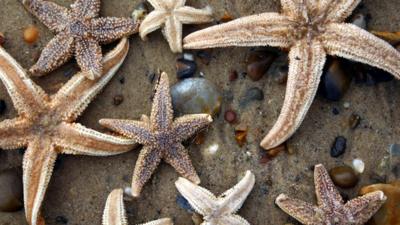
[102,189,128,225]
[139,10,168,40]
[141,219,174,225]
[91,17,139,44]
[163,16,183,53]
[52,38,129,121]
[71,0,100,19]
[22,138,57,225]
[75,37,103,80]
[275,194,324,224]
[173,114,212,142]
[280,0,302,18]
[218,171,255,215]
[164,143,200,184]
[175,177,218,216]
[173,0,186,8]
[325,0,361,23]
[131,146,163,197]
[99,119,154,145]
[0,118,31,149]
[183,13,293,49]
[30,33,74,76]
[217,215,251,225]
[344,191,386,225]
[22,0,69,32]
[147,0,168,10]
[0,47,48,115]
[55,122,135,156]
[174,6,213,24]
[314,164,344,207]
[151,72,173,131]
[322,23,400,78]
[260,40,326,150]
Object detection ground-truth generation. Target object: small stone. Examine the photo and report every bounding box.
[0,168,23,212]
[319,59,352,101]
[194,131,206,145]
[332,107,340,115]
[0,100,6,115]
[239,87,264,108]
[23,25,39,44]
[348,113,361,129]
[176,58,197,79]
[330,136,347,158]
[350,13,367,29]
[246,50,276,81]
[55,216,68,224]
[343,102,350,109]
[113,95,124,106]
[176,194,194,212]
[0,32,5,46]
[205,143,219,155]
[359,181,400,225]
[196,50,212,65]
[220,11,234,22]
[234,125,247,147]
[224,110,237,123]
[389,144,400,157]
[351,158,365,174]
[131,1,149,23]
[267,144,286,158]
[329,166,359,189]
[229,70,238,81]
[192,213,203,225]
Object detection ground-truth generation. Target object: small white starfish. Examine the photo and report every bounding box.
[139,0,213,53]
[175,170,255,225]
[102,189,173,225]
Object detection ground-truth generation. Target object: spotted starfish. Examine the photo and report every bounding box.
[175,170,255,225]
[102,189,173,225]
[0,38,135,225]
[100,72,212,197]
[23,0,139,79]
[139,0,213,53]
[275,164,386,225]
[183,0,400,150]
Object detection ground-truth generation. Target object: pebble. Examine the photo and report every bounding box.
[332,107,340,115]
[239,87,264,108]
[389,144,400,157]
[320,59,351,101]
[23,25,39,44]
[229,70,238,81]
[171,78,222,117]
[329,166,359,189]
[0,168,23,212]
[350,13,368,29]
[359,181,400,225]
[205,143,219,155]
[224,110,237,123]
[348,113,361,129]
[0,100,6,115]
[192,213,203,225]
[176,194,194,212]
[260,144,286,163]
[234,124,247,147]
[0,32,4,46]
[220,11,234,22]
[113,95,124,106]
[351,158,365,174]
[246,50,276,81]
[131,2,149,23]
[196,50,212,65]
[343,102,350,109]
[176,58,197,79]
[330,136,347,158]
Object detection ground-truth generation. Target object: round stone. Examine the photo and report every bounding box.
[239,87,264,108]
[320,59,351,101]
[23,26,39,44]
[0,168,23,212]
[330,136,347,158]
[176,58,197,79]
[246,50,276,81]
[224,110,237,123]
[329,166,359,189]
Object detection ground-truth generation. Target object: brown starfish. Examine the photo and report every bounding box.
[276,164,386,225]
[0,38,135,225]
[100,72,213,197]
[183,0,400,150]
[23,0,139,80]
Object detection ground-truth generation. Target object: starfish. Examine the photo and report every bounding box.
[102,189,173,225]
[183,0,400,150]
[275,164,386,225]
[0,38,136,225]
[175,170,255,225]
[139,0,213,53]
[100,72,213,197]
[23,0,139,80]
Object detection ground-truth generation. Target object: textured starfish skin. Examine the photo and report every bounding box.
[139,0,213,53]
[175,170,255,225]
[275,164,386,225]
[0,38,135,225]
[23,0,139,79]
[102,189,173,225]
[183,0,400,150]
[100,72,213,197]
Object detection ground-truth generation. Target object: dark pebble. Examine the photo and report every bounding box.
[349,113,361,129]
[0,100,6,115]
[55,216,68,224]
[240,87,264,108]
[246,50,276,81]
[176,58,197,79]
[118,76,125,84]
[224,110,237,123]
[0,168,23,212]
[176,194,194,212]
[113,95,124,106]
[332,107,340,115]
[320,59,351,101]
[196,50,212,65]
[330,136,347,158]
[329,166,359,189]
[229,70,238,82]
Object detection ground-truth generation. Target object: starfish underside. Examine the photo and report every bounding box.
[183,0,400,150]
[100,72,212,197]
[0,38,135,225]
[139,0,213,53]
[175,170,255,225]
[275,164,386,225]
[102,189,173,225]
[23,0,139,79]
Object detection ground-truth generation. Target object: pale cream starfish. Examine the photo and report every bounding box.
[175,170,255,225]
[276,164,386,225]
[139,0,213,53]
[0,38,135,225]
[102,189,173,225]
[183,0,400,150]
[100,72,213,197]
